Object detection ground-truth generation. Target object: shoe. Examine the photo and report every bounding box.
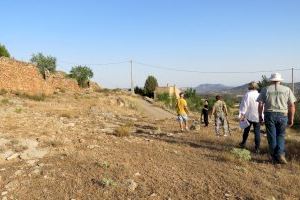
[224,134,228,137]
[278,155,288,164]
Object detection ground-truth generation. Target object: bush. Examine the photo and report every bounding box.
[230,148,251,161]
[69,65,93,88]
[114,125,132,137]
[30,53,56,79]
[0,43,10,57]
[144,75,158,98]
[134,86,145,96]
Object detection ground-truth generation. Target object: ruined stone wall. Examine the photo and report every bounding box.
[47,72,80,92]
[0,57,54,95]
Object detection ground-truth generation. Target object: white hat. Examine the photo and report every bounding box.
[269,73,284,82]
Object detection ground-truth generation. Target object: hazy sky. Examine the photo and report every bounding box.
[1,0,300,88]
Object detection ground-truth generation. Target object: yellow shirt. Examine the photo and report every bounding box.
[177,98,187,115]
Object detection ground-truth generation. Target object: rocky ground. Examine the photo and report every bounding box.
[0,90,299,200]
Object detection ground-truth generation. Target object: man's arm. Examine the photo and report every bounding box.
[223,102,228,116]
[211,106,215,118]
[288,102,295,128]
[258,102,264,124]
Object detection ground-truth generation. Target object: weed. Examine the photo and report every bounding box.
[60,113,72,118]
[230,148,251,161]
[114,125,132,137]
[102,161,110,169]
[14,92,46,101]
[100,178,117,187]
[14,145,29,152]
[1,98,9,105]
[15,108,22,113]
[0,89,8,95]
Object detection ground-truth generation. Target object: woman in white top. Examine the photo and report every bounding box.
[239,81,261,153]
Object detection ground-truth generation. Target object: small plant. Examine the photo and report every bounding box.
[15,108,22,113]
[0,89,8,95]
[102,161,110,169]
[114,125,132,137]
[100,178,117,187]
[1,98,9,105]
[230,148,251,161]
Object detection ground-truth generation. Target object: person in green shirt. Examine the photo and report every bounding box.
[257,73,297,164]
[211,95,229,136]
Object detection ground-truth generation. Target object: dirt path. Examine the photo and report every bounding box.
[133,98,175,120]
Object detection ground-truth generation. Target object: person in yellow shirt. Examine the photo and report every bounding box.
[176,92,189,131]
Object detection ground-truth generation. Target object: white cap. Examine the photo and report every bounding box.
[269,73,284,82]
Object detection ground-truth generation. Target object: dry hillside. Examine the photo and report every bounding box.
[0,90,299,200]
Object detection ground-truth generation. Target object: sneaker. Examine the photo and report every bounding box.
[278,155,288,164]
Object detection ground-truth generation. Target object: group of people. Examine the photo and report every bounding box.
[175,73,297,164]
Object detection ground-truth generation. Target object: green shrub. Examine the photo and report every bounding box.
[1,98,9,105]
[230,148,251,161]
[31,53,56,79]
[0,43,10,57]
[69,65,93,88]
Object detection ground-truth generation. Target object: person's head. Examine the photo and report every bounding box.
[216,95,221,100]
[248,81,259,90]
[179,92,184,98]
[269,73,284,83]
[204,104,208,108]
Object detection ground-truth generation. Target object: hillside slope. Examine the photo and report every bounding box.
[0,91,299,199]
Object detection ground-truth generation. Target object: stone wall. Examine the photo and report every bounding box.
[46,71,80,92]
[0,57,54,95]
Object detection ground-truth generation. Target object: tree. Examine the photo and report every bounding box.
[30,53,56,79]
[258,75,270,92]
[134,86,145,96]
[69,65,93,88]
[144,75,158,98]
[0,44,10,58]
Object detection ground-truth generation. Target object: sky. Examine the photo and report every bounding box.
[1,0,300,88]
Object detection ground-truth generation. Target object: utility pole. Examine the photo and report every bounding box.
[292,67,294,94]
[130,60,134,95]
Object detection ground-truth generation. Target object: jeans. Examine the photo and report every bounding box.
[241,120,260,150]
[264,112,288,159]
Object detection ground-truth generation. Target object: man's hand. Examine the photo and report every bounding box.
[259,116,264,125]
[288,119,294,128]
[240,114,245,121]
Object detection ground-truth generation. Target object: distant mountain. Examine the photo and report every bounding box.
[195,84,232,94]
[195,82,300,96]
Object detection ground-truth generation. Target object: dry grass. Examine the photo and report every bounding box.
[114,125,132,137]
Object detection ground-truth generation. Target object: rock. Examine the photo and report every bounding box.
[78,139,85,143]
[2,197,7,200]
[150,193,157,197]
[4,180,19,191]
[26,159,38,166]
[127,179,138,192]
[32,168,41,175]
[87,145,100,149]
[14,170,23,176]
[1,191,8,196]
[6,153,20,161]
[134,172,141,177]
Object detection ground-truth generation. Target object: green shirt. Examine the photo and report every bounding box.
[213,100,227,116]
[257,84,297,114]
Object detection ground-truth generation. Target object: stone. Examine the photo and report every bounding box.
[4,180,19,191]
[1,191,7,196]
[14,170,23,176]
[150,193,157,197]
[6,153,20,161]
[87,145,100,149]
[127,179,138,192]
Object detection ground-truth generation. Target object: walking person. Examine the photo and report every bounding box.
[201,103,209,127]
[176,92,190,132]
[239,82,261,153]
[211,95,229,136]
[257,73,297,164]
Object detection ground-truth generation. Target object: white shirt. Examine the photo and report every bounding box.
[239,90,260,122]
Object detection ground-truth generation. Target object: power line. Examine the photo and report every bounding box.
[134,61,291,74]
[59,60,129,66]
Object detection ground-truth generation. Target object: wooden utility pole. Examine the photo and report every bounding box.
[292,67,294,93]
[130,60,134,94]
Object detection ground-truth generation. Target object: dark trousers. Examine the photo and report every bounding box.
[241,120,261,149]
[203,114,209,126]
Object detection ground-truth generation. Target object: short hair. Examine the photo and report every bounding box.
[216,95,221,100]
[248,81,258,90]
[179,92,184,97]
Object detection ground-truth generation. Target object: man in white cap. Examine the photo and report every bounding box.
[257,73,297,164]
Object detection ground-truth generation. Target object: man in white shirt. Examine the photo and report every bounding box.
[239,82,261,153]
